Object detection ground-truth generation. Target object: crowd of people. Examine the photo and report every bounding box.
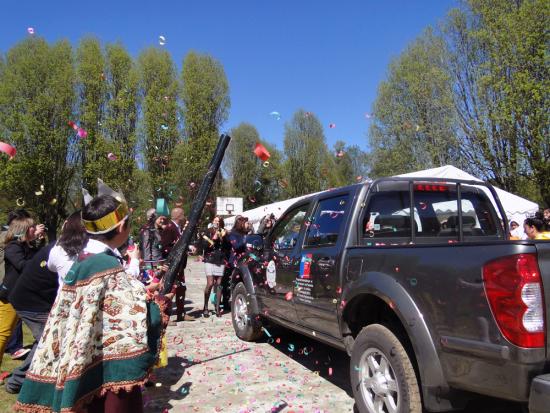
[0,179,280,412]
[509,208,550,240]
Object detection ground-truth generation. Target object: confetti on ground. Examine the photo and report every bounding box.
[143,260,355,413]
[107,152,117,161]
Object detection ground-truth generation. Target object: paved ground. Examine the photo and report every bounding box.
[144,260,524,413]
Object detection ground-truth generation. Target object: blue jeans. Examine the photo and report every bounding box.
[6,311,49,392]
[5,320,23,354]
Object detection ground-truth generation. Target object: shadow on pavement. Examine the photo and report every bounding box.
[144,355,189,412]
[261,324,524,413]
[262,324,354,398]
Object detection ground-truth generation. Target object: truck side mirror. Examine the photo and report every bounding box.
[245,234,264,252]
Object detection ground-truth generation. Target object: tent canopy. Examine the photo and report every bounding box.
[397,165,538,223]
[225,165,538,230]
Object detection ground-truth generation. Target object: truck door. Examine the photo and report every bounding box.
[293,193,351,338]
[258,202,310,322]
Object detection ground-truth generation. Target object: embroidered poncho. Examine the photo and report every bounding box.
[15,252,168,413]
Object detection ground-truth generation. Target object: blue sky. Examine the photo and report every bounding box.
[0,0,457,152]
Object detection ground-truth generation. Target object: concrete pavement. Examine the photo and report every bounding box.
[144,259,355,413]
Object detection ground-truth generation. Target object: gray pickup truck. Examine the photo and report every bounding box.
[230,177,550,413]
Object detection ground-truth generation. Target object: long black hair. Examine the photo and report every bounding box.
[58,211,88,257]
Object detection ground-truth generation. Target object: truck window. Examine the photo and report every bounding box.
[360,181,502,245]
[363,190,413,241]
[271,204,309,250]
[304,194,350,247]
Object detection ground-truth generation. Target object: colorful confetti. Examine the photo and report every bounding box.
[269,111,281,120]
[0,141,16,160]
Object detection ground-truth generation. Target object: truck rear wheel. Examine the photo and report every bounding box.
[351,324,421,413]
[231,282,262,341]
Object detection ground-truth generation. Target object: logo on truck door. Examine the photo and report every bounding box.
[266,260,277,288]
[299,254,313,279]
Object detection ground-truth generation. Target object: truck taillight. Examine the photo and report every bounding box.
[483,254,545,348]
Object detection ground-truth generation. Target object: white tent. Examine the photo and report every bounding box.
[224,193,317,231]
[397,165,539,224]
[225,165,538,231]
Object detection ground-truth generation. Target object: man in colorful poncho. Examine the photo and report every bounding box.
[15,193,169,413]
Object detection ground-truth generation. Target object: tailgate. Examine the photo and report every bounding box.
[536,242,550,358]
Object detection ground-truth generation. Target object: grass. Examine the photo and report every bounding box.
[0,324,33,413]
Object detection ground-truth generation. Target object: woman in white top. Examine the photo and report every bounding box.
[47,211,88,286]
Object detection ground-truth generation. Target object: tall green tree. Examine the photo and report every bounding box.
[225,123,284,208]
[368,29,459,178]
[444,0,549,205]
[284,110,330,197]
[102,43,140,204]
[76,37,107,189]
[0,38,78,235]
[175,51,230,188]
[137,48,179,200]
[332,141,369,185]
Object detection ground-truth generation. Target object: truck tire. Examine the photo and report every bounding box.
[350,324,421,413]
[231,282,262,341]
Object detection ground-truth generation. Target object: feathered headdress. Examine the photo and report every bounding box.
[81,179,129,234]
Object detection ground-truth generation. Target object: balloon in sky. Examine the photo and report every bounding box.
[0,141,16,159]
[329,123,336,129]
[253,142,270,162]
[27,27,35,35]
[269,111,281,121]
[365,112,373,119]
[158,35,166,46]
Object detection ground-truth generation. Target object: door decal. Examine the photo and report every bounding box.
[299,253,313,279]
[266,260,277,288]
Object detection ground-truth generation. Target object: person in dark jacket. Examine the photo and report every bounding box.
[201,216,230,317]
[227,216,248,267]
[0,216,44,379]
[139,208,164,264]
[5,242,57,393]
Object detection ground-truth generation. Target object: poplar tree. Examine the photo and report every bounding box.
[284,110,330,197]
[0,38,78,235]
[137,48,179,200]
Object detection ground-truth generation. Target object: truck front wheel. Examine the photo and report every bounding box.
[350,324,421,413]
[231,282,262,341]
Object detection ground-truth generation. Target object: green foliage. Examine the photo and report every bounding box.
[76,38,107,189]
[284,110,331,197]
[444,0,549,205]
[103,43,140,205]
[368,29,459,178]
[225,123,285,209]
[332,140,369,185]
[168,51,230,212]
[369,0,548,207]
[0,37,78,234]
[137,48,179,200]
